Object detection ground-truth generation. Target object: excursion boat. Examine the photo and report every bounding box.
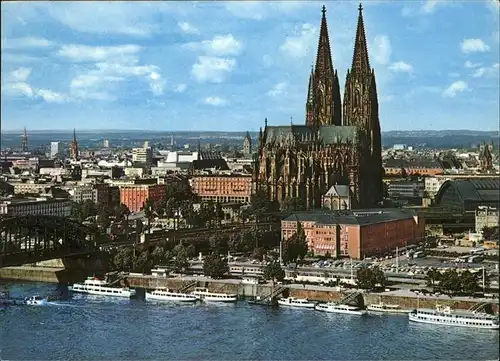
[146,289,199,302]
[277,297,316,309]
[409,305,499,330]
[69,277,136,298]
[25,295,48,306]
[367,302,410,314]
[190,287,238,303]
[315,303,367,315]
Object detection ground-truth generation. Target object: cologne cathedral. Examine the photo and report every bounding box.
[255,5,383,209]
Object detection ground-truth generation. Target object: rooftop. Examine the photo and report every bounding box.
[283,208,418,226]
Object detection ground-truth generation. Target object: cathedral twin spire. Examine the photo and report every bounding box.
[306,4,375,130]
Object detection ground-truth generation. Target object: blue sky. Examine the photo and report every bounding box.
[1,1,499,132]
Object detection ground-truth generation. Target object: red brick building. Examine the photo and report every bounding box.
[119,184,165,213]
[190,174,252,203]
[281,209,425,259]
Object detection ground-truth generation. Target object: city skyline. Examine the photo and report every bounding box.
[1,1,499,132]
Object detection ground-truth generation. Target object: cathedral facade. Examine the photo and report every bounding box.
[255,5,383,209]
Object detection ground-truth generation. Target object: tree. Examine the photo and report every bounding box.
[97,207,111,233]
[460,270,479,295]
[209,233,227,254]
[143,198,155,233]
[251,247,267,261]
[134,250,153,274]
[281,196,307,213]
[203,254,229,279]
[425,268,442,288]
[172,245,190,274]
[263,261,285,284]
[112,247,134,272]
[282,222,309,264]
[356,267,377,290]
[355,266,386,290]
[439,269,462,295]
[215,202,224,227]
[372,266,387,288]
[482,226,499,241]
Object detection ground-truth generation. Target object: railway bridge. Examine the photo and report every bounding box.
[0,215,101,268]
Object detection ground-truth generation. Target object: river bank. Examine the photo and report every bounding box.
[2,265,497,313]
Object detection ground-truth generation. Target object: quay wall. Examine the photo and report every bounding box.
[0,266,90,284]
[125,276,499,313]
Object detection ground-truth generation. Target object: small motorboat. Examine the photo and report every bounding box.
[25,295,48,306]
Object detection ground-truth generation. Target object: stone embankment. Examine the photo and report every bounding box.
[123,274,499,313]
[1,267,497,314]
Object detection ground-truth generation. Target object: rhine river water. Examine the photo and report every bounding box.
[1,282,499,360]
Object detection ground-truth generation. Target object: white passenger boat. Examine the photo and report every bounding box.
[315,303,367,315]
[69,277,135,298]
[367,302,410,314]
[25,295,48,306]
[190,287,237,302]
[409,305,499,330]
[278,297,316,309]
[146,289,199,302]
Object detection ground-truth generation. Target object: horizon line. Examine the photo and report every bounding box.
[1,128,499,134]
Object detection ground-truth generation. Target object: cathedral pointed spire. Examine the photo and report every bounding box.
[351,3,370,75]
[315,5,334,77]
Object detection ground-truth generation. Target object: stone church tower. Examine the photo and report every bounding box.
[255,4,383,209]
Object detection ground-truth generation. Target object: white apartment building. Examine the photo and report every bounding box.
[73,186,98,203]
[50,142,60,158]
[132,147,153,164]
[425,176,451,199]
[0,198,72,217]
[475,206,499,233]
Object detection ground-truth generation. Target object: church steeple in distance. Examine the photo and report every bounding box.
[305,5,342,128]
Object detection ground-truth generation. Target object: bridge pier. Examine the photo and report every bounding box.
[0,252,110,284]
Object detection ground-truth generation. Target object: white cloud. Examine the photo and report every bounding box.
[402,0,449,17]
[204,96,227,106]
[174,84,187,93]
[36,89,68,103]
[280,23,317,58]
[267,82,287,97]
[8,67,32,82]
[58,44,141,62]
[178,21,199,35]
[59,44,164,99]
[45,2,160,37]
[442,80,468,98]
[1,36,54,49]
[471,63,500,78]
[388,61,413,73]
[460,38,490,54]
[464,61,481,69]
[2,68,67,103]
[371,35,392,65]
[186,34,242,56]
[191,56,236,83]
[422,0,438,13]
[3,82,34,97]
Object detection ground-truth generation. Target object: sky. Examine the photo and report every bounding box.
[1,1,499,132]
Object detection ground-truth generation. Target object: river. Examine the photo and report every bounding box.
[1,282,498,360]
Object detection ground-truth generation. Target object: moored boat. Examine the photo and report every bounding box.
[315,303,367,315]
[70,277,135,298]
[367,302,409,314]
[146,289,199,302]
[25,295,48,306]
[409,305,499,330]
[278,297,316,309]
[190,287,238,302]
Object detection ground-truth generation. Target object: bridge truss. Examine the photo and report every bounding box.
[0,215,99,268]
